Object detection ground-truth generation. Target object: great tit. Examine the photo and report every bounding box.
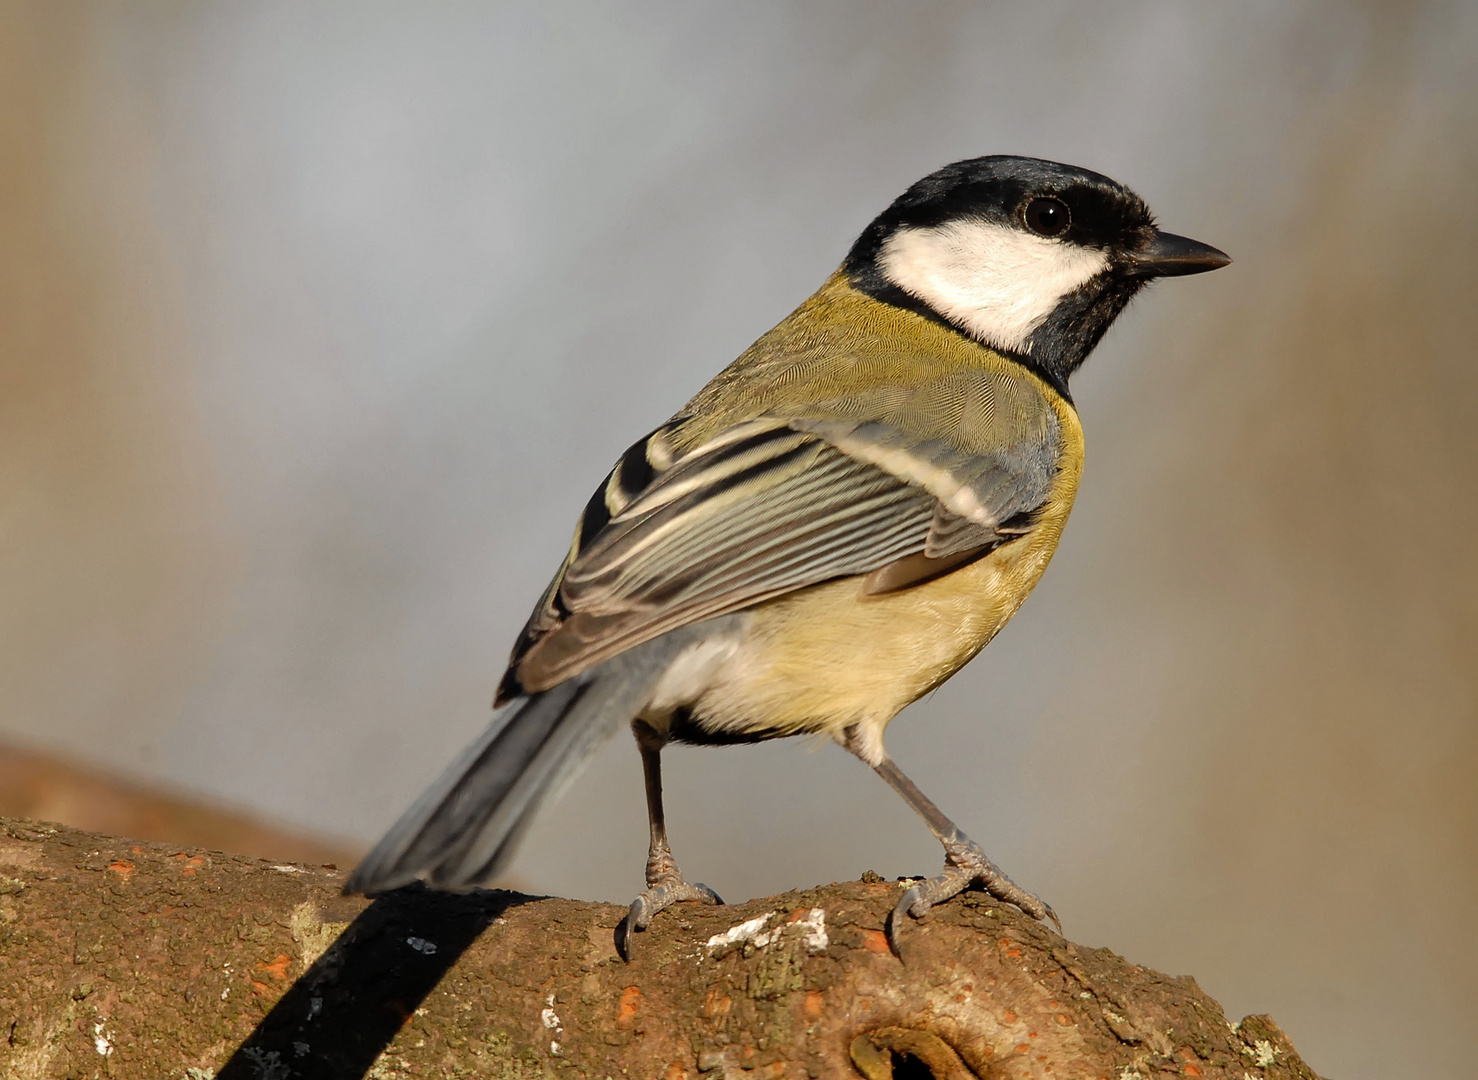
[345,155,1229,957]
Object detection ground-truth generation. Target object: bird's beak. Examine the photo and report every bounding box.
[1126,230,1231,277]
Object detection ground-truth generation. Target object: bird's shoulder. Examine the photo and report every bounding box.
[671,270,1073,457]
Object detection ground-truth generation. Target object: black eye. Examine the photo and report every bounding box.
[1023,196,1071,237]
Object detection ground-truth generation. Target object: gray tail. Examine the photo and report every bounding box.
[344,645,676,897]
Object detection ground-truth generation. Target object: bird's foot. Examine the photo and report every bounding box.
[616,873,722,961]
[886,836,1058,957]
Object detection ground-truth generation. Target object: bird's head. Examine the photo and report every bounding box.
[844,155,1229,393]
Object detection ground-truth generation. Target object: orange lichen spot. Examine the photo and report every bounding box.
[860,929,890,954]
[803,990,825,1020]
[787,907,810,923]
[256,954,292,982]
[617,984,642,1026]
[107,860,134,882]
[1002,1009,1019,1023]
[1176,1046,1204,1075]
[703,988,731,1021]
[129,846,142,855]
[172,853,207,876]
[1014,1043,1031,1054]
[1057,1013,1073,1025]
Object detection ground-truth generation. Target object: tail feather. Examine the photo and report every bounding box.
[344,630,696,896]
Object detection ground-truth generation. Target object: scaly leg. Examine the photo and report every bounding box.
[616,723,722,960]
[846,728,1058,955]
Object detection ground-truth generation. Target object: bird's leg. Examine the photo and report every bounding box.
[844,727,1057,954]
[617,722,722,960]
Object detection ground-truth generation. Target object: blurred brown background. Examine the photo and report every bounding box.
[1,3,1474,1077]
[0,743,357,866]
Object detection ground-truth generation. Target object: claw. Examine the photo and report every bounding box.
[616,911,635,961]
[886,884,922,958]
[615,908,638,962]
[617,896,655,963]
[615,878,722,961]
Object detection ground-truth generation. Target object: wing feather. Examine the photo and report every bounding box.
[505,399,1060,695]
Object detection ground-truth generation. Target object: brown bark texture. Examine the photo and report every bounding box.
[0,815,1321,1080]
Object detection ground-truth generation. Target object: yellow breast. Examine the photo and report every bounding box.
[691,386,1084,760]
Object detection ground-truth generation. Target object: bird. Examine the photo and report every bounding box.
[344,155,1229,958]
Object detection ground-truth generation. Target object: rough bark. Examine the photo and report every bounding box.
[0,816,1321,1080]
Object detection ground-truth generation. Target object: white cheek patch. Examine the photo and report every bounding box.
[878,220,1109,353]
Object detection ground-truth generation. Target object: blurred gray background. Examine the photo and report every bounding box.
[3,2,1475,1077]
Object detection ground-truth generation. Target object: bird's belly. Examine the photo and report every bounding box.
[687,493,1074,761]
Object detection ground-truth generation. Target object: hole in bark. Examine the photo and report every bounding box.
[848,1028,977,1079]
[890,1049,941,1079]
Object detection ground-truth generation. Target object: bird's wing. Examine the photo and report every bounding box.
[501,394,1061,698]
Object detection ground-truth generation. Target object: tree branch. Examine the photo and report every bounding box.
[0,816,1321,1079]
